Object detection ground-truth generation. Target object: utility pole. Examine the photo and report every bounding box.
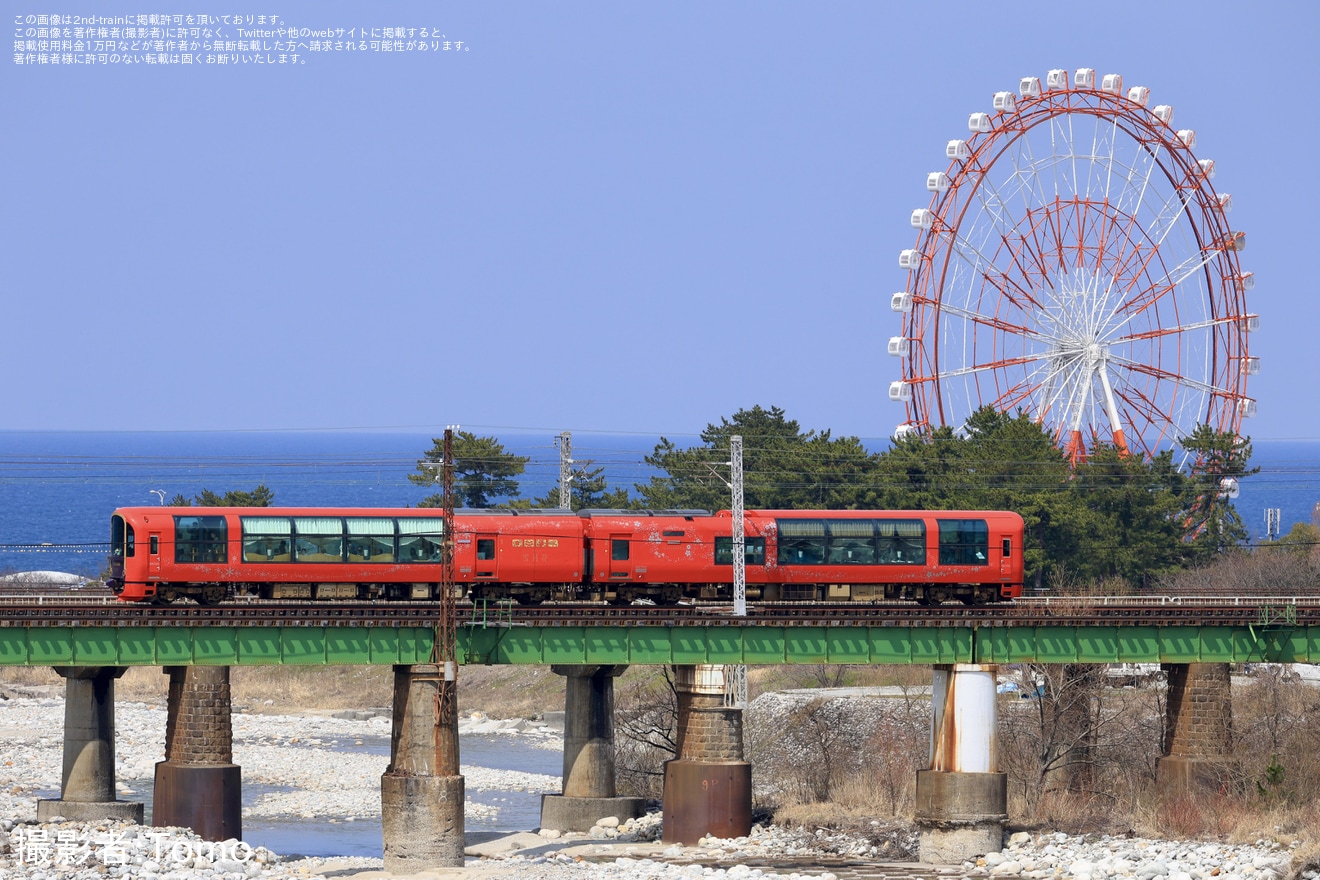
[726,435,748,709]
[556,431,573,511]
[434,426,459,776]
[1265,508,1281,542]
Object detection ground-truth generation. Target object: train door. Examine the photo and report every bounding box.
[474,533,498,581]
[607,533,633,581]
[148,531,162,580]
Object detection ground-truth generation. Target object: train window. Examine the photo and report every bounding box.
[825,520,877,565]
[398,517,444,563]
[1002,537,1011,558]
[347,517,396,563]
[242,516,292,562]
[293,517,344,562]
[877,519,925,565]
[150,536,158,555]
[111,515,135,558]
[611,539,630,562]
[173,515,228,564]
[776,519,826,565]
[714,536,767,565]
[938,519,988,566]
[476,539,495,561]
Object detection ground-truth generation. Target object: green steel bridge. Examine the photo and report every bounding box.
[1,597,1316,667]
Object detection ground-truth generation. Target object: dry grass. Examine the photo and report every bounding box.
[0,664,565,717]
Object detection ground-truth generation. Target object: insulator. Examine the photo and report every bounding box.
[926,171,951,192]
[888,381,912,403]
[910,209,934,229]
[968,112,993,134]
[1127,85,1150,106]
[1046,69,1069,91]
[1152,104,1174,125]
[1019,76,1041,98]
[993,91,1017,113]
[899,249,921,270]
[1100,73,1123,94]
[1074,68,1095,89]
[1176,129,1196,148]
[1198,158,1216,179]
[890,292,913,313]
[887,336,910,357]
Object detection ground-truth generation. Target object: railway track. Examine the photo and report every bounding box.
[0,595,1316,627]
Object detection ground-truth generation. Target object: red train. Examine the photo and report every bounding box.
[107,507,1025,606]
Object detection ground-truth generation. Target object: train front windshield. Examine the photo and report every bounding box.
[110,514,135,559]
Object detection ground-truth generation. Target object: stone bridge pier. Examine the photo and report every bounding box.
[1157,662,1236,790]
[915,664,1007,864]
[540,664,645,832]
[380,663,465,871]
[662,664,751,844]
[36,666,144,823]
[153,665,242,841]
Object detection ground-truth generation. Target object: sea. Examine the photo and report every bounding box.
[0,430,1317,578]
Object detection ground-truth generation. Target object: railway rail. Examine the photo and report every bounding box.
[1,595,1317,627]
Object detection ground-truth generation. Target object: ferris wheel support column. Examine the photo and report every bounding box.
[1098,363,1129,455]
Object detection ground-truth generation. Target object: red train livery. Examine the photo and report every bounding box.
[107,507,1025,605]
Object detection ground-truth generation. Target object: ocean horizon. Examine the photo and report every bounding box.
[1,430,1315,577]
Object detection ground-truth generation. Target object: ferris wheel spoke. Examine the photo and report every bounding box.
[937,300,1040,338]
[1107,353,1227,399]
[1107,312,1237,345]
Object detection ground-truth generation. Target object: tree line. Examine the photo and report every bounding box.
[406,406,1262,590]
[179,403,1288,590]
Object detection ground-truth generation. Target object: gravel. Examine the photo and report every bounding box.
[0,697,1308,880]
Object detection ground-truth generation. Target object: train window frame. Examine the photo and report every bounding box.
[150,535,158,555]
[776,519,826,565]
[714,536,767,566]
[346,517,396,563]
[111,515,135,558]
[293,516,345,563]
[938,518,989,566]
[173,515,228,564]
[878,519,926,565]
[398,517,444,563]
[241,516,293,563]
[824,520,878,565]
[476,538,496,561]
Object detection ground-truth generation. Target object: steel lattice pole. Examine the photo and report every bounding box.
[433,426,460,776]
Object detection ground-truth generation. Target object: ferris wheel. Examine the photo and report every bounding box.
[889,68,1257,463]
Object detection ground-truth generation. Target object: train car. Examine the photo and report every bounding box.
[107,505,1024,605]
[107,507,585,604]
[578,508,1024,605]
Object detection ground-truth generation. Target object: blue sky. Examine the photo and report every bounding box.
[4,1,1315,447]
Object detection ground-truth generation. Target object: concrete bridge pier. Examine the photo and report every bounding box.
[662,664,752,844]
[153,665,242,840]
[36,666,144,823]
[381,663,465,871]
[540,664,645,832]
[1157,662,1237,791]
[915,664,1007,864]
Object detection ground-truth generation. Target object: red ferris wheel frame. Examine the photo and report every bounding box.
[891,69,1256,464]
